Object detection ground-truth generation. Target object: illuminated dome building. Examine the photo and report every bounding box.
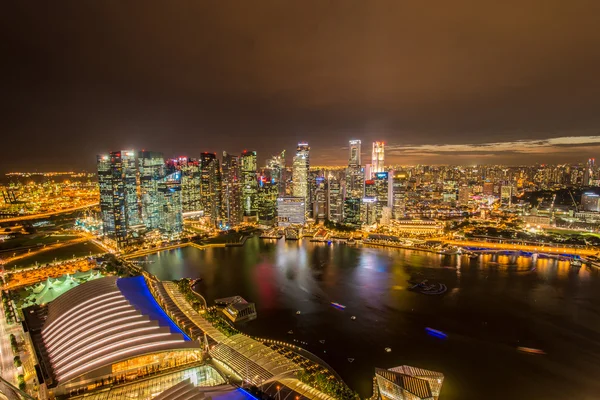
[24,276,203,398]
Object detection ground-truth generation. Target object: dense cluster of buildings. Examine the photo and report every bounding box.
[97,143,600,247]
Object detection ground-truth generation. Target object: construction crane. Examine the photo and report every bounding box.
[568,190,579,212]
[1,190,25,204]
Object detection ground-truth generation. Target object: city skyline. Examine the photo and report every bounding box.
[3,1,600,172]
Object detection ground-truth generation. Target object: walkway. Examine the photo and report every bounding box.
[443,239,598,256]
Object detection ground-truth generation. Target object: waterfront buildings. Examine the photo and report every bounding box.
[327,175,343,223]
[96,150,140,247]
[200,152,222,225]
[292,142,310,215]
[240,150,258,219]
[221,151,243,227]
[343,197,361,228]
[257,179,278,226]
[157,171,183,235]
[371,141,385,176]
[175,157,202,213]
[276,197,306,226]
[375,365,444,400]
[266,150,286,195]
[138,151,166,229]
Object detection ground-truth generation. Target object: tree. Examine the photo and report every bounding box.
[14,356,21,368]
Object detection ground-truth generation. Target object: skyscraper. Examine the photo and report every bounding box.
[175,157,202,213]
[138,151,165,229]
[200,153,222,225]
[266,150,286,195]
[257,178,278,226]
[157,171,183,236]
[240,150,258,218]
[327,175,343,223]
[293,142,310,216]
[221,151,243,227]
[348,139,361,167]
[96,150,139,248]
[371,141,385,176]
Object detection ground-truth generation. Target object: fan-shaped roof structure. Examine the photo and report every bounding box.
[39,276,200,385]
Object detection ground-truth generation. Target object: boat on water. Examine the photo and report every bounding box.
[296,310,301,315]
[570,259,582,267]
[350,315,356,320]
[517,347,546,355]
[287,330,293,334]
[319,340,325,344]
[331,302,346,309]
[425,327,448,339]
[385,347,392,353]
[347,358,354,363]
[469,253,479,259]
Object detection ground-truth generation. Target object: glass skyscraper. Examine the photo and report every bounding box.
[221,151,243,228]
[138,151,165,229]
[200,152,222,225]
[157,171,183,236]
[292,142,310,216]
[241,150,258,218]
[371,141,385,177]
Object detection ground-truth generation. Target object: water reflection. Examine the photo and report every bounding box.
[143,238,600,399]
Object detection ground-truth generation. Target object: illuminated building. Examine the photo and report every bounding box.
[371,141,385,176]
[157,171,183,236]
[374,172,390,221]
[266,150,286,195]
[361,197,378,225]
[313,187,327,221]
[343,197,361,228]
[276,197,305,227]
[23,276,203,398]
[391,171,408,219]
[500,185,513,205]
[346,166,365,199]
[257,179,278,226]
[584,158,595,186]
[375,365,444,400]
[348,139,362,167]
[240,150,258,218]
[482,181,494,196]
[221,151,243,227]
[96,150,140,248]
[309,171,326,220]
[581,192,600,212]
[214,296,257,323]
[292,142,310,214]
[200,152,222,225]
[327,176,343,223]
[173,157,202,213]
[138,151,165,229]
[458,185,472,206]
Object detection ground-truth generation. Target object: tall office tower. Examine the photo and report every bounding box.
[391,171,408,218]
[584,158,596,186]
[308,170,324,219]
[373,172,390,221]
[458,185,472,206]
[371,141,385,176]
[164,157,199,213]
[138,151,165,229]
[343,198,361,228]
[96,150,139,248]
[157,171,183,236]
[257,179,279,226]
[221,152,243,227]
[327,176,343,223]
[348,139,361,167]
[266,150,286,195]
[360,198,378,225]
[581,192,600,212]
[241,150,258,217]
[293,143,310,215]
[312,187,327,221]
[200,152,222,225]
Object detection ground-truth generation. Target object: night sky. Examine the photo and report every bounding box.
[3,1,600,172]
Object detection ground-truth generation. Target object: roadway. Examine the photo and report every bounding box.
[443,239,598,256]
[0,302,19,389]
[0,235,90,267]
[0,202,98,224]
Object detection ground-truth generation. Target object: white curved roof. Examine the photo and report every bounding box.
[41,276,200,384]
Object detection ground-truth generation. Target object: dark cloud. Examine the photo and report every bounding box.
[2,0,600,171]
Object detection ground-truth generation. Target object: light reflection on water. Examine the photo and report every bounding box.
[143,237,600,399]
